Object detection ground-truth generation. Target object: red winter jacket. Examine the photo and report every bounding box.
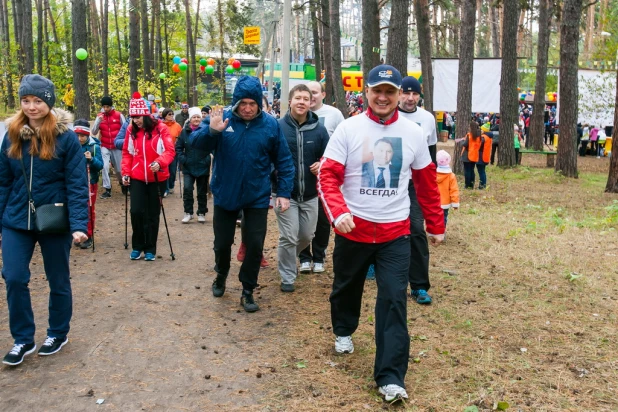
[96,109,123,149]
[121,119,176,183]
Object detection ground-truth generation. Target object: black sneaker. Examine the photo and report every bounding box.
[37,336,68,356]
[3,343,36,366]
[280,283,295,293]
[212,273,227,298]
[100,189,112,199]
[80,238,93,249]
[240,290,260,312]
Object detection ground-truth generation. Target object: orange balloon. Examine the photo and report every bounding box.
[227,57,235,65]
[172,63,180,73]
[207,58,215,66]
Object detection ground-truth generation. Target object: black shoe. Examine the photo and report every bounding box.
[38,336,69,356]
[240,289,260,312]
[3,343,36,366]
[212,273,227,297]
[280,283,295,293]
[80,238,93,249]
[100,189,112,199]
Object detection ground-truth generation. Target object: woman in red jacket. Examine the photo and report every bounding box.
[121,92,175,261]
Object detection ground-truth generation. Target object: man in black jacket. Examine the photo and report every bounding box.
[276,84,329,292]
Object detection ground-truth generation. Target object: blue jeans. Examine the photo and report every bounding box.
[167,156,178,190]
[1,227,73,344]
[464,162,487,189]
[443,208,449,227]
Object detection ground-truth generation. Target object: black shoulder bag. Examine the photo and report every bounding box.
[20,156,70,234]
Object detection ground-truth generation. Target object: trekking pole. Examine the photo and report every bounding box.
[124,181,129,249]
[153,170,176,260]
[87,164,95,253]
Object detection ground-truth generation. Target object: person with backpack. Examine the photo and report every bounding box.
[176,107,212,223]
[462,121,491,189]
[73,120,103,249]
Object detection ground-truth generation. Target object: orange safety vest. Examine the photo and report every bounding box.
[463,133,492,163]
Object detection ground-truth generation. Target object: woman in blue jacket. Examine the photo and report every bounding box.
[0,75,89,366]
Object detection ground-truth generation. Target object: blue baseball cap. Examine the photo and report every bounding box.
[366,65,402,89]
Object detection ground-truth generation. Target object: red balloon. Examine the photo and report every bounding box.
[232,60,241,69]
[181,58,188,63]
[172,63,180,73]
[200,65,206,72]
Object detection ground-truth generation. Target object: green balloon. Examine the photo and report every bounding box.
[159,73,166,79]
[179,62,188,72]
[226,65,234,74]
[107,67,112,73]
[76,48,88,60]
[199,58,207,66]
[205,65,215,75]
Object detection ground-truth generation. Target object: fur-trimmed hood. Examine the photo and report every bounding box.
[4,108,73,140]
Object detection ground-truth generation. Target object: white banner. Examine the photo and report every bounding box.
[432,59,502,113]
[577,69,615,127]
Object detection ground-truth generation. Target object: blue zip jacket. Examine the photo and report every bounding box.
[190,76,294,210]
[81,136,104,184]
[0,109,89,233]
[114,117,131,150]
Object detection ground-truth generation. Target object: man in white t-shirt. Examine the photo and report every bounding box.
[397,76,437,305]
[318,65,444,402]
[298,81,346,273]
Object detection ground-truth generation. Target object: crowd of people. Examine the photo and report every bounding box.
[0,67,464,403]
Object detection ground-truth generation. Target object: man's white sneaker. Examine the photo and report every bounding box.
[182,213,193,223]
[335,336,354,354]
[197,214,206,223]
[299,261,312,273]
[312,262,325,273]
[379,384,408,402]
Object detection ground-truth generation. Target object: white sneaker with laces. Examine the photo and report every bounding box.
[197,214,206,223]
[299,261,312,273]
[335,336,354,354]
[379,384,408,402]
[182,213,193,223]
[312,262,325,273]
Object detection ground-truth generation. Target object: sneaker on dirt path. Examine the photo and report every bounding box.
[168,188,174,194]
[144,253,156,261]
[80,238,93,249]
[378,384,408,402]
[197,214,206,223]
[240,290,260,312]
[212,274,227,297]
[130,250,142,260]
[182,213,193,223]
[299,261,312,273]
[335,336,354,354]
[312,262,325,273]
[100,189,111,199]
[3,343,36,366]
[280,283,295,292]
[411,289,432,304]
[38,336,68,356]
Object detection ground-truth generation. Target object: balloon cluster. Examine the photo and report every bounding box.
[158,56,242,78]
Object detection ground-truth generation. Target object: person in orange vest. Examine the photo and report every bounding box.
[461,121,491,189]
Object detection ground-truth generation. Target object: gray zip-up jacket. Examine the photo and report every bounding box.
[278,111,329,202]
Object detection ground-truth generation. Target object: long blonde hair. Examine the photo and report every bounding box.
[7,109,58,160]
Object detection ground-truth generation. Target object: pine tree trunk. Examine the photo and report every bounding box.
[584,3,595,60]
[102,0,109,95]
[414,0,433,112]
[72,0,90,119]
[129,0,140,93]
[113,0,122,61]
[162,0,169,73]
[44,0,58,43]
[217,0,226,104]
[36,0,43,74]
[385,0,408,76]
[516,8,525,56]
[432,3,438,55]
[361,0,380,110]
[329,0,348,116]
[489,4,500,57]
[530,0,551,151]
[475,0,482,56]
[555,0,583,178]
[43,0,49,77]
[141,0,151,78]
[321,0,333,104]
[452,0,460,54]
[311,2,321,81]
[18,0,34,74]
[154,0,164,106]
[452,0,476,175]
[605,69,618,192]
[497,0,518,167]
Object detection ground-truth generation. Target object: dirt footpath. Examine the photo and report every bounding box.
[0,186,292,411]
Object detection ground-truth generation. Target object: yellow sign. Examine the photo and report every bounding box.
[340,71,422,92]
[244,27,260,45]
[435,112,444,122]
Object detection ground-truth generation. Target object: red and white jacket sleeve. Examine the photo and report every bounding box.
[317,157,350,226]
[412,162,445,236]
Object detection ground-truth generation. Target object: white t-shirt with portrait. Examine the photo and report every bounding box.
[322,113,431,223]
[313,104,345,137]
[398,106,437,146]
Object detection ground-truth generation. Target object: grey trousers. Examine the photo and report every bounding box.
[275,197,318,285]
[101,147,123,189]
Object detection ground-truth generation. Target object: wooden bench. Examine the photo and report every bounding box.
[519,149,558,167]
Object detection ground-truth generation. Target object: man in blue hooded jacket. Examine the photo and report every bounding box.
[191,76,295,312]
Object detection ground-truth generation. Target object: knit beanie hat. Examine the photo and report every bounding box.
[73,118,91,136]
[481,122,491,132]
[202,106,211,114]
[148,94,155,102]
[436,150,452,173]
[19,74,56,108]
[101,96,113,106]
[129,92,151,116]
[188,107,202,119]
